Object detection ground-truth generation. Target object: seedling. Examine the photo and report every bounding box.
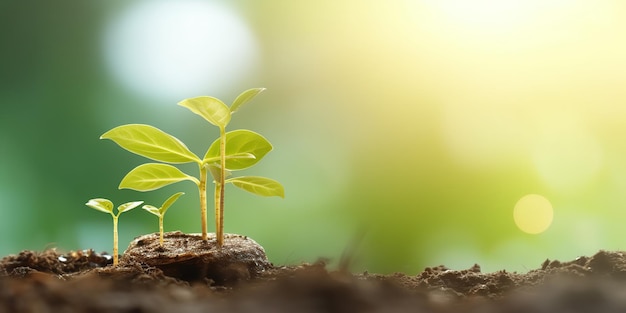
[142,192,185,246]
[100,88,284,246]
[85,198,143,266]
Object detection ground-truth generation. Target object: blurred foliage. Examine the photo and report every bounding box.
[2,0,626,274]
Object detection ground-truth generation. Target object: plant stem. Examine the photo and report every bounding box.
[199,165,208,241]
[217,127,226,247]
[112,214,119,266]
[159,215,164,246]
[214,181,221,245]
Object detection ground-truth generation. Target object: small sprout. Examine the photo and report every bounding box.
[142,192,185,247]
[85,198,143,266]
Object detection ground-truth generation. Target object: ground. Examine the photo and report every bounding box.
[2,233,626,312]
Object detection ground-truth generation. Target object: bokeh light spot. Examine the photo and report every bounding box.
[103,0,258,101]
[513,194,554,234]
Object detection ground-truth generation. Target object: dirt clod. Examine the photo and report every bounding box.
[121,231,272,285]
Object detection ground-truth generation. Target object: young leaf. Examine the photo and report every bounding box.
[230,88,266,114]
[207,164,233,182]
[101,124,200,164]
[204,130,273,170]
[142,205,161,216]
[160,191,185,215]
[178,96,231,128]
[118,201,144,214]
[119,163,199,191]
[86,198,114,214]
[225,176,285,198]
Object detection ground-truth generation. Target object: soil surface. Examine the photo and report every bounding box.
[2,233,626,312]
[122,231,271,285]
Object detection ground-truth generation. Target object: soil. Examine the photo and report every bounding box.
[122,232,272,285]
[2,232,626,312]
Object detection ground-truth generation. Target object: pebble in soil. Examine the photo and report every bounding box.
[120,231,272,285]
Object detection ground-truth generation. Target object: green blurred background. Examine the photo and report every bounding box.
[2,0,626,274]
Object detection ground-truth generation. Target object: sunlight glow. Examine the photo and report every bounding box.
[103,0,258,102]
[421,0,571,36]
[532,119,603,193]
[432,0,528,34]
[442,103,524,167]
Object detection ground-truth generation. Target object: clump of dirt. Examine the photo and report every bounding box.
[3,239,626,312]
[121,231,271,285]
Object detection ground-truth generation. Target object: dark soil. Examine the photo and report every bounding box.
[122,232,272,285]
[2,232,626,312]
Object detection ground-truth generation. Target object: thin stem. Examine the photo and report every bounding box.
[199,165,208,240]
[217,126,226,247]
[112,214,119,266]
[159,215,164,247]
[214,181,222,246]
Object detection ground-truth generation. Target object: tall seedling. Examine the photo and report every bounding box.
[101,88,284,246]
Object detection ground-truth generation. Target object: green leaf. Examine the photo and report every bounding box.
[159,192,185,215]
[226,176,285,198]
[203,130,273,170]
[86,198,114,214]
[118,201,144,214]
[142,205,161,217]
[207,164,222,182]
[119,163,199,191]
[206,164,233,182]
[230,88,266,114]
[101,124,200,164]
[178,96,231,128]
[203,153,256,165]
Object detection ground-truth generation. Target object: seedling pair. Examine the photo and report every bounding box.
[99,88,284,247]
[86,193,184,265]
